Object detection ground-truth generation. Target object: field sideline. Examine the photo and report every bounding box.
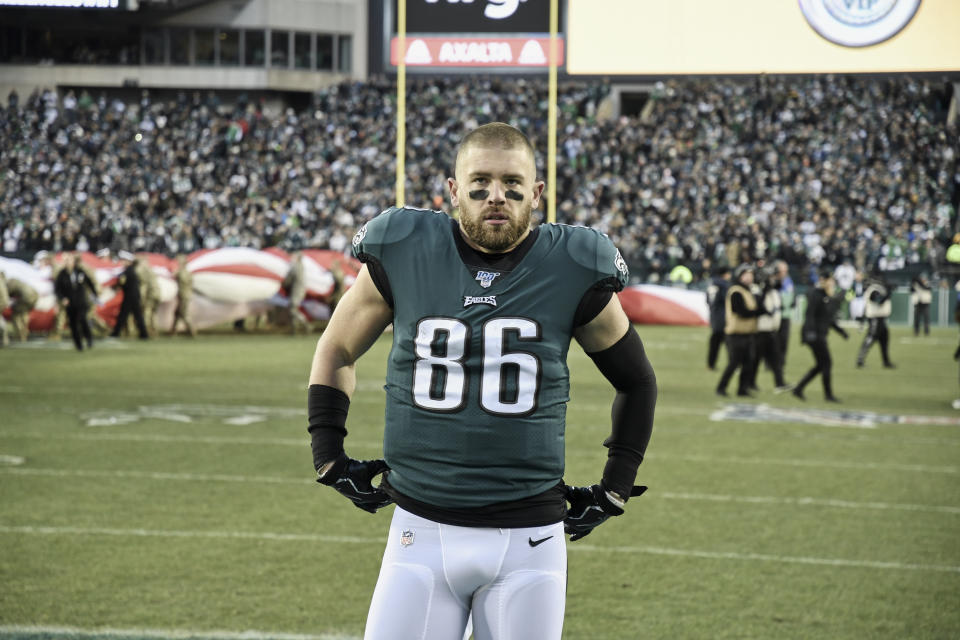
[1,324,958,639]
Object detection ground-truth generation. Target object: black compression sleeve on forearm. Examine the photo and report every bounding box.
[307,384,350,471]
[586,326,657,498]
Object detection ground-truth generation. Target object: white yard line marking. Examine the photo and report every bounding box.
[2,341,129,351]
[576,544,960,574]
[5,466,960,516]
[652,453,959,474]
[0,624,359,640]
[658,491,960,515]
[2,467,314,485]
[5,466,960,517]
[0,525,378,545]
[0,431,313,447]
[1,524,956,574]
[661,427,960,448]
[7,427,960,450]
[898,337,956,346]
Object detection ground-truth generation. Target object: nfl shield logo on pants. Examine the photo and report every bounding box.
[400,530,415,547]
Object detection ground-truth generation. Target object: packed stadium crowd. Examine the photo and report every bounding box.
[1,75,957,284]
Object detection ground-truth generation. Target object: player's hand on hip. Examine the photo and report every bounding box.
[563,482,647,541]
[317,454,393,513]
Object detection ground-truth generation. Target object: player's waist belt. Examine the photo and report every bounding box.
[381,476,566,528]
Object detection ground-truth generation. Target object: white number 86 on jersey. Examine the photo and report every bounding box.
[412,317,541,416]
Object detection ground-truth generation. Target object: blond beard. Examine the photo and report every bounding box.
[459,204,533,253]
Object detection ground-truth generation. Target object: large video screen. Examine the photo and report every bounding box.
[567,0,960,75]
[400,0,558,34]
[388,0,565,70]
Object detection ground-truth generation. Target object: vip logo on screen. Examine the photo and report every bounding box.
[798,0,922,47]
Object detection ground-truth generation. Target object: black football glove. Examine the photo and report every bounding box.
[317,454,393,514]
[564,482,647,541]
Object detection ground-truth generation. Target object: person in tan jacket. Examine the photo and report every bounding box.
[170,255,196,337]
[716,263,765,397]
[135,257,161,336]
[6,277,38,342]
[282,252,311,335]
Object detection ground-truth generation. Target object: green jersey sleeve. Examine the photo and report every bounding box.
[351,206,415,263]
[565,226,630,292]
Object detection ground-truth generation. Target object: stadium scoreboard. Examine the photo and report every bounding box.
[404,0,549,32]
[384,0,565,71]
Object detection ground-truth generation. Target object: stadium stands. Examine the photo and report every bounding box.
[1,75,957,285]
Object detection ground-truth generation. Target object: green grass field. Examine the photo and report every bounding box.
[1,324,958,639]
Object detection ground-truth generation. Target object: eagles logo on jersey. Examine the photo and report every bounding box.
[614,250,629,278]
[352,224,367,248]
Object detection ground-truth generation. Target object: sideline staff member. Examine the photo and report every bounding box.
[911,273,932,337]
[753,266,790,392]
[53,253,97,351]
[774,260,794,367]
[306,123,657,639]
[716,263,764,397]
[706,265,731,370]
[110,251,149,340]
[856,271,895,369]
[793,270,848,402]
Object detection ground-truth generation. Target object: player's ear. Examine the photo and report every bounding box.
[530,180,545,209]
[448,177,460,208]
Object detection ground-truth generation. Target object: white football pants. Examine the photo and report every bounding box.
[364,506,567,640]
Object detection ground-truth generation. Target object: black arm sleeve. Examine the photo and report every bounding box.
[357,255,394,308]
[307,384,350,471]
[586,326,657,499]
[573,287,613,327]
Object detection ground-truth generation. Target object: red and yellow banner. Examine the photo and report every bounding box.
[390,36,565,68]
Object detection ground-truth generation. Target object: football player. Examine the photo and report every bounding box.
[307,123,657,639]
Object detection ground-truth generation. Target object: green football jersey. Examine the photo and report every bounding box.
[352,207,628,508]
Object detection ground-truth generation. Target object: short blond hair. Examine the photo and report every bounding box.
[455,122,535,174]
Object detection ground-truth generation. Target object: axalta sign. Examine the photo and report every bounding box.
[390,37,564,67]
